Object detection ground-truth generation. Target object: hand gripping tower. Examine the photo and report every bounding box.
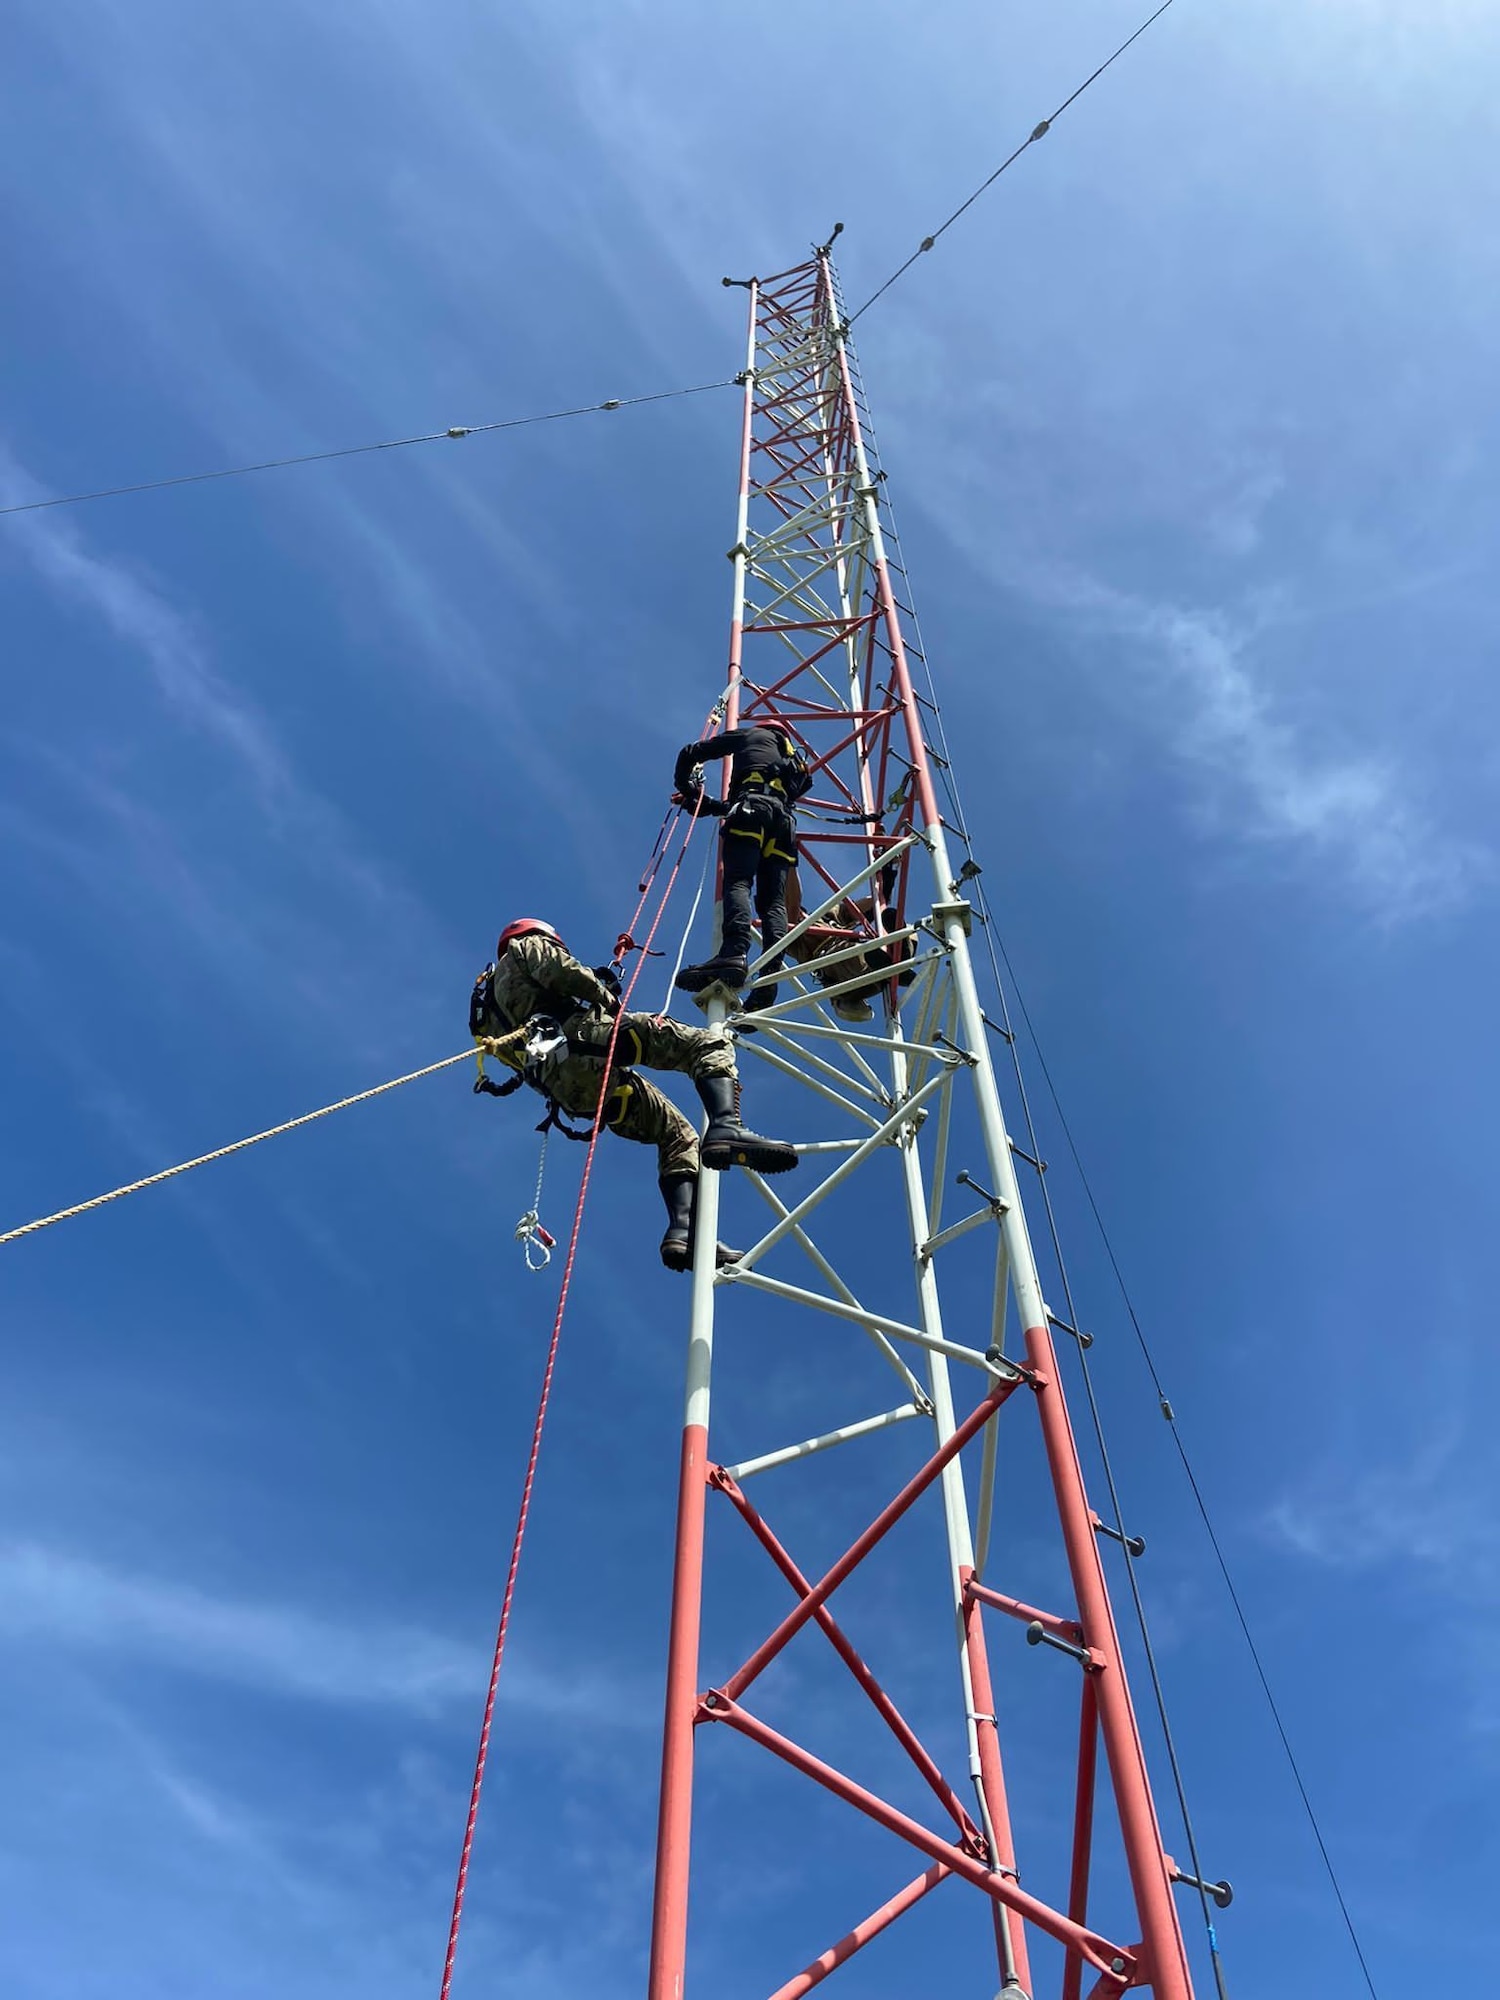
[648,248,1198,2000]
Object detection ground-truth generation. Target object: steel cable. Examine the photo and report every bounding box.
[847,0,1179,324]
[839,327,1378,1990]
[2,6,1183,528]
[986,927,1383,2000]
[978,934,1231,1998]
[829,275,1234,1989]
[0,379,737,520]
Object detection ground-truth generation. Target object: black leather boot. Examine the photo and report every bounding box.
[674,954,749,995]
[658,1174,743,1272]
[695,1075,798,1175]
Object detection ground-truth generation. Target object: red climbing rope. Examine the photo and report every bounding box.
[437,788,708,2000]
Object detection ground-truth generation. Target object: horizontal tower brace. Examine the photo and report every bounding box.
[721,1403,928,1482]
[722,1269,998,1376]
[742,1172,930,1405]
[728,1069,955,1269]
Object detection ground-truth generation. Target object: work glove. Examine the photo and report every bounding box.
[675,787,728,817]
[592,964,623,1014]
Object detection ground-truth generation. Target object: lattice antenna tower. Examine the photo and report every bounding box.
[646,247,1199,2000]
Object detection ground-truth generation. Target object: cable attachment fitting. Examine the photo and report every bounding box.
[599,399,622,411]
[1094,1517,1146,1558]
[1171,1868,1234,1909]
[734,368,756,386]
[446,426,473,438]
[1047,1308,1091,1348]
[930,896,974,935]
[1026,1620,1097,1671]
[1030,119,1052,141]
[932,1030,978,1068]
[956,1169,1008,1218]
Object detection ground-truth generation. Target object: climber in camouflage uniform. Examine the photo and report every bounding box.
[470,919,797,1272]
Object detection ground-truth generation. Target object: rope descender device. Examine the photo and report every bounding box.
[515,1128,556,1272]
[514,1208,556,1272]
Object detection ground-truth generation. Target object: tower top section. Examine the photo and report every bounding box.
[720,252,954,945]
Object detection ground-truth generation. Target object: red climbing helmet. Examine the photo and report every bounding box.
[497,917,562,955]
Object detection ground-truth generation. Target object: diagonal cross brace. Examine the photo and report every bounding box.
[704,1694,1135,1991]
[712,1465,984,1845]
[721,1372,1025,1703]
[764,1862,952,2000]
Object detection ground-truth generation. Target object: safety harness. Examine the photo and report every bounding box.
[682,728,814,814]
[469,966,634,1143]
[470,966,625,1273]
[738,730,813,803]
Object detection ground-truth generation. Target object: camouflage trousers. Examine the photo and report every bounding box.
[544,1010,737,1182]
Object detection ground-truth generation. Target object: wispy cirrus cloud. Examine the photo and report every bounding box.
[922,499,1491,921]
[1125,593,1491,921]
[1266,1410,1491,1594]
[0,1542,477,1711]
[1,442,460,1058]
[1,450,287,799]
[0,1541,655,1726]
[1266,1385,1500,1737]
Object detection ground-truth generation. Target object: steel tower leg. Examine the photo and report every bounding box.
[647,310,759,2000]
[646,251,1197,2000]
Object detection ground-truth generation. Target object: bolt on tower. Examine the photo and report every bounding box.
[648,248,1199,2000]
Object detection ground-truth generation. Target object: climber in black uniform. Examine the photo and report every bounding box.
[672,722,811,1011]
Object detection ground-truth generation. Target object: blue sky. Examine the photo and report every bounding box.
[2,1,1498,1994]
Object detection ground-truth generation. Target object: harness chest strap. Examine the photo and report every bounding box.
[474,1014,638,1139]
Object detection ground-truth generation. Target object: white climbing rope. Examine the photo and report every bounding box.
[513,1128,557,1271]
[658,828,718,1010]
[1,1051,475,1248]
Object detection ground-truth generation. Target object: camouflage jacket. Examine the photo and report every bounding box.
[484,934,615,1035]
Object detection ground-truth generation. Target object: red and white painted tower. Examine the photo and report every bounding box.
[647,247,1201,2000]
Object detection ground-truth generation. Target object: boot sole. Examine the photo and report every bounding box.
[675,967,748,994]
[702,1143,799,1175]
[661,1238,746,1271]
